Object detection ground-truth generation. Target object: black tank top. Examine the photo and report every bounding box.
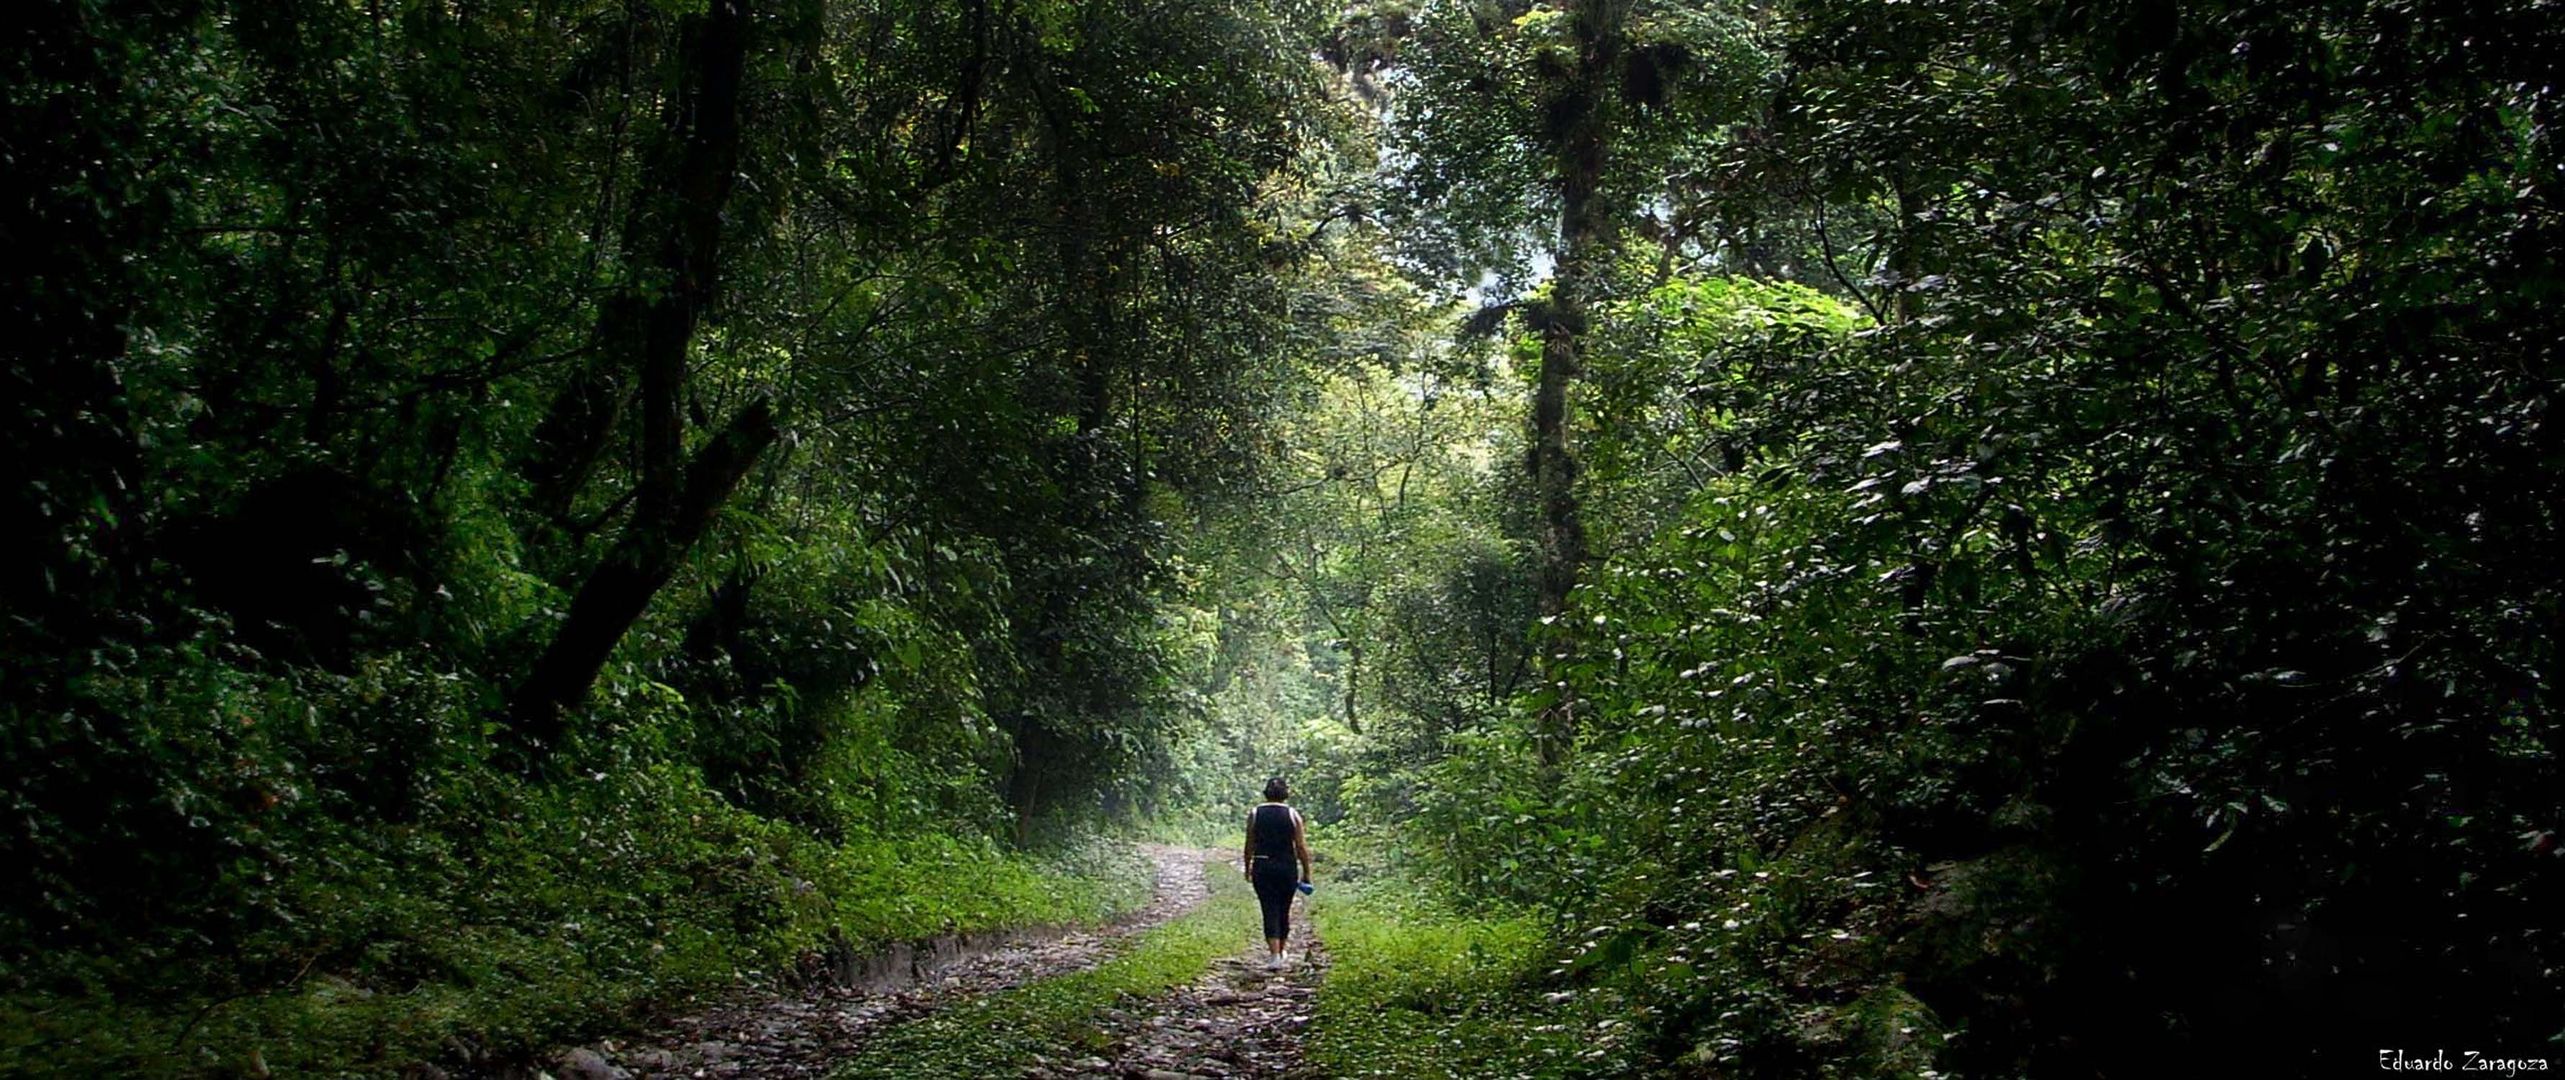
[1249,803,1296,862]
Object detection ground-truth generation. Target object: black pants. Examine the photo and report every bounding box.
[1250,858,1298,943]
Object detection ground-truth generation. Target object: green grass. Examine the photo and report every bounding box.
[833,850,1260,1079]
[0,765,1154,1079]
[1307,879,1600,1079]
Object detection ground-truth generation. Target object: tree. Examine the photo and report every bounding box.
[1365,0,1768,759]
[507,0,777,752]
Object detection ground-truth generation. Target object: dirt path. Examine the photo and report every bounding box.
[547,845,1218,1079]
[1049,929,1327,1079]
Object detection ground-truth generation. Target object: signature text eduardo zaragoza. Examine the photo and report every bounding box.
[2382,1049,2552,1077]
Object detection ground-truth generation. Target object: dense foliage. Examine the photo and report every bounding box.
[6,0,2557,1075]
[5,0,1345,1071]
[1285,0,2562,1075]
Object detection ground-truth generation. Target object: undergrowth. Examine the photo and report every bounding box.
[0,657,1152,1078]
[1304,843,1601,1080]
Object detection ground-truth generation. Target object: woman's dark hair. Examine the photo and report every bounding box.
[1263,777,1289,802]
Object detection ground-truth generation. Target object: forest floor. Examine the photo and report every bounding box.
[537,846,1324,1080]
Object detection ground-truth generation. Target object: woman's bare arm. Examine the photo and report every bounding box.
[1243,810,1256,880]
[1292,810,1313,882]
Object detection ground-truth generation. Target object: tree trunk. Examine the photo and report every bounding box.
[1344,639,1361,733]
[1010,755,1042,846]
[512,398,776,749]
[507,0,763,755]
[1531,0,1624,766]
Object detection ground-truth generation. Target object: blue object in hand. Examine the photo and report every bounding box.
[1296,880,1314,896]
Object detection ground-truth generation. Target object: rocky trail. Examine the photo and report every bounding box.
[1045,938,1327,1080]
[526,846,1321,1080]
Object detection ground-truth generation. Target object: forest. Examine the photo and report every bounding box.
[4,0,2558,1076]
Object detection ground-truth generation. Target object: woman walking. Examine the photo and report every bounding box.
[1242,777,1313,969]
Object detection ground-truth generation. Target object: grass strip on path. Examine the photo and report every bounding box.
[832,850,1260,1080]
